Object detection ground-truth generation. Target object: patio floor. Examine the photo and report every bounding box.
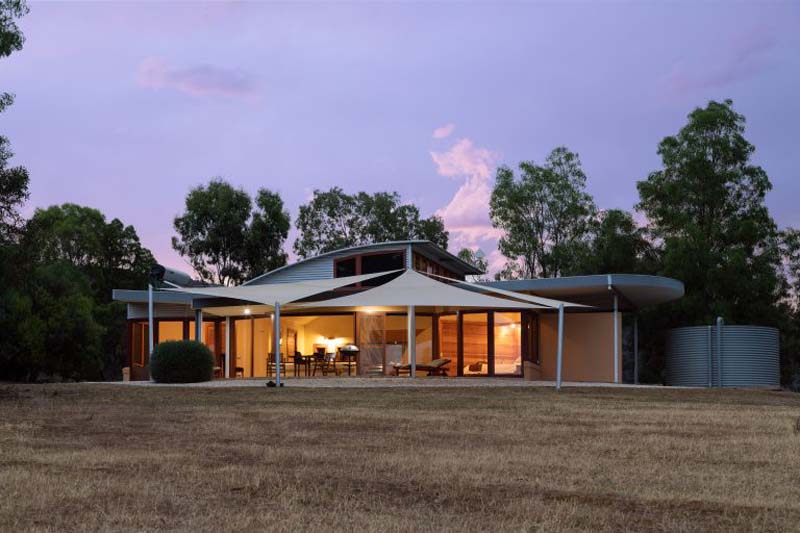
[107,377,669,388]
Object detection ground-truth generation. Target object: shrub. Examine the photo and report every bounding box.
[150,340,214,383]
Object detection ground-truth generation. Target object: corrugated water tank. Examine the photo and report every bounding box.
[665,325,779,387]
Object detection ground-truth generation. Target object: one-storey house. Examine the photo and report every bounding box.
[112,240,683,383]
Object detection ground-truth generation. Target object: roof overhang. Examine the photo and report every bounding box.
[481,274,684,311]
[112,289,195,305]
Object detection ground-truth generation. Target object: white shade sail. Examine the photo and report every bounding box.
[165,269,401,307]
[294,269,547,310]
[426,273,587,308]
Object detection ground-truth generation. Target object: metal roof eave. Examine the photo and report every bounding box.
[481,274,684,310]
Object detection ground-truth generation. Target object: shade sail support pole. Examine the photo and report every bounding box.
[147,283,154,355]
[148,283,154,380]
[633,314,639,385]
[274,303,281,386]
[195,309,203,344]
[408,305,416,378]
[556,303,564,391]
[613,293,619,384]
[224,317,231,379]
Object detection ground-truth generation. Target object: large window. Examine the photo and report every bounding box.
[335,257,356,277]
[361,252,404,274]
[158,321,183,343]
[334,251,405,286]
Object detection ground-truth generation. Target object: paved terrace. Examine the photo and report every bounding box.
[106,378,669,389]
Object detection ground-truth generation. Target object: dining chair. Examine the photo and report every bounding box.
[292,351,307,377]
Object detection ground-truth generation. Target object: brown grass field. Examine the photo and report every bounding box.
[1,383,799,532]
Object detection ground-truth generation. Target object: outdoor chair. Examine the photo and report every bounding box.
[312,352,339,376]
[391,358,451,377]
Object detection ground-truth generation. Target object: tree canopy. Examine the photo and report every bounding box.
[172,179,290,285]
[457,247,489,281]
[293,187,448,258]
[781,228,800,312]
[0,0,28,113]
[0,202,152,382]
[0,135,29,241]
[23,203,155,301]
[0,0,29,240]
[637,99,783,326]
[242,189,291,280]
[490,147,596,279]
[565,209,655,276]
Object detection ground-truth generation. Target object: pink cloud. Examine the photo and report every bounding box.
[430,138,496,181]
[436,175,503,246]
[432,123,455,139]
[137,57,256,97]
[432,138,502,262]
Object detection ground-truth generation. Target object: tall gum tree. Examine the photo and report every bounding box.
[293,188,448,259]
[172,179,290,285]
[490,147,596,279]
[636,99,783,326]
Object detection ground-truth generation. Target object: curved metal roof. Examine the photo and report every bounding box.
[243,240,482,285]
[482,274,684,311]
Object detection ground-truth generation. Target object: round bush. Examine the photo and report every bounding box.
[150,340,214,383]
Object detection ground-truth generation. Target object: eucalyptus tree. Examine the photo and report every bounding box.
[490,147,596,279]
[637,99,783,326]
[172,179,290,285]
[293,187,448,258]
[0,0,29,241]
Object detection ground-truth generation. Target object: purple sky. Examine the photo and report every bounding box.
[2,1,799,275]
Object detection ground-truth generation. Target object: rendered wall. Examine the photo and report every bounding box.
[539,312,621,383]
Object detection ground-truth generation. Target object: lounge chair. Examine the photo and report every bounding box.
[392,358,451,376]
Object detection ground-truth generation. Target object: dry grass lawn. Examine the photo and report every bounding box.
[1,384,799,532]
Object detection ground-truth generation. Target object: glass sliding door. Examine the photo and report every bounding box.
[233,318,253,377]
[253,317,271,377]
[357,312,385,375]
[494,312,522,376]
[415,316,434,366]
[438,314,457,365]
[385,315,407,372]
[232,317,273,377]
[462,313,489,375]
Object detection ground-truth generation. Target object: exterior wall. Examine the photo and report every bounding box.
[538,312,621,383]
